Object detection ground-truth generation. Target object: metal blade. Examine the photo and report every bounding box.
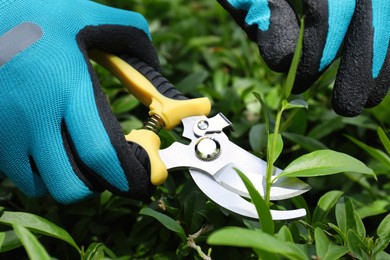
[159,132,310,200]
[215,165,311,200]
[190,169,307,220]
[159,113,310,202]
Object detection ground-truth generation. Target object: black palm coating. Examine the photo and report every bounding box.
[75,25,160,200]
[332,0,390,116]
[217,0,299,72]
[292,0,329,94]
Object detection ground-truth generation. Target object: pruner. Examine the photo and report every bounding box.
[90,50,311,220]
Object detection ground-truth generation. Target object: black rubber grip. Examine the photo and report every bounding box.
[119,55,188,100]
[128,141,151,174]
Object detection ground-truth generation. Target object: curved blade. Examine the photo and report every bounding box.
[190,169,307,220]
[160,114,310,201]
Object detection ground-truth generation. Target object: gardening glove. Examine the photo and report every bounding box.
[217,0,390,117]
[0,0,159,203]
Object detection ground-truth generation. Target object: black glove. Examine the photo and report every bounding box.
[218,0,390,116]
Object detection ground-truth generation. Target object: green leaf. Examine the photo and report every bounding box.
[336,198,357,239]
[139,207,186,241]
[315,227,330,259]
[111,95,140,114]
[308,116,344,140]
[347,229,367,259]
[207,227,306,260]
[235,169,274,234]
[12,224,51,260]
[0,232,5,248]
[357,200,390,219]
[283,132,328,152]
[0,230,22,252]
[312,191,343,224]
[354,212,366,239]
[82,242,117,260]
[0,211,80,252]
[291,195,311,223]
[323,245,349,260]
[283,17,304,99]
[346,134,390,170]
[378,127,390,155]
[249,124,268,153]
[267,133,283,164]
[278,226,294,243]
[175,70,208,95]
[183,191,206,234]
[377,214,390,240]
[328,223,346,242]
[253,92,271,134]
[282,99,308,111]
[277,150,375,179]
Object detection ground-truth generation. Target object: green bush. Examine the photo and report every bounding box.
[1,1,389,259]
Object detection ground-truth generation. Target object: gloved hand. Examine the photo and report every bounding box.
[217,0,390,116]
[0,0,159,203]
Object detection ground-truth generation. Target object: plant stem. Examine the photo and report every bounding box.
[265,107,283,204]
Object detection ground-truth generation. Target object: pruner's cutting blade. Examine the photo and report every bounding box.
[189,169,307,220]
[159,113,310,201]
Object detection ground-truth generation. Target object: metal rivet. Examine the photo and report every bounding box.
[197,120,209,130]
[195,137,221,161]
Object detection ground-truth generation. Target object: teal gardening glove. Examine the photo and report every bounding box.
[0,0,159,203]
[218,0,390,116]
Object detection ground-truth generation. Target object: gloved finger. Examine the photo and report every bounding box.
[63,57,153,200]
[78,0,159,70]
[331,0,389,116]
[366,49,390,108]
[0,154,47,198]
[217,0,299,72]
[365,2,390,109]
[32,127,96,203]
[0,101,47,197]
[293,0,356,94]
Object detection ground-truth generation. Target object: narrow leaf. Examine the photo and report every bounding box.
[12,224,51,260]
[235,169,274,234]
[253,92,270,134]
[346,135,390,170]
[323,245,349,260]
[277,150,375,179]
[207,227,306,259]
[282,99,308,111]
[378,127,390,155]
[0,211,79,252]
[0,230,22,252]
[0,232,5,248]
[267,133,283,164]
[357,200,390,219]
[139,207,186,241]
[347,229,367,259]
[283,132,328,152]
[354,212,366,239]
[377,214,390,240]
[315,227,330,258]
[278,226,294,243]
[312,191,343,223]
[336,198,357,237]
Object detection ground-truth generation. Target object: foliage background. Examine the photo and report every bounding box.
[0,0,389,259]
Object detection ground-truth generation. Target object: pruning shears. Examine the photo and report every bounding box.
[90,50,311,220]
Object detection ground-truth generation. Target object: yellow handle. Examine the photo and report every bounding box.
[89,50,212,185]
[89,50,211,130]
[125,129,167,185]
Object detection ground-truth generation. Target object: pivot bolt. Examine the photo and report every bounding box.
[197,120,209,130]
[195,137,221,161]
